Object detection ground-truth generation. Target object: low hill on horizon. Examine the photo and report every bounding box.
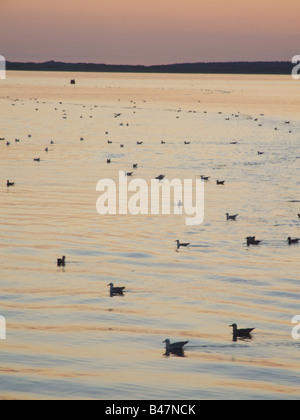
[6,60,293,75]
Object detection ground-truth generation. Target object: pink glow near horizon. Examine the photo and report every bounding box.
[1,0,300,65]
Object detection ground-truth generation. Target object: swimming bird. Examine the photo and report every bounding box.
[161,140,166,144]
[229,324,255,341]
[107,283,125,296]
[217,180,225,185]
[126,171,133,176]
[156,175,165,181]
[226,213,238,221]
[133,164,138,169]
[200,175,210,181]
[257,151,264,155]
[57,256,66,267]
[184,141,190,145]
[107,159,111,163]
[33,158,40,162]
[6,180,14,187]
[298,214,300,218]
[246,236,262,246]
[137,141,143,145]
[287,237,300,245]
[45,147,48,152]
[163,339,189,352]
[107,140,112,144]
[175,240,190,250]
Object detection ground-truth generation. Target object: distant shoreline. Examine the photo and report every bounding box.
[6,60,293,75]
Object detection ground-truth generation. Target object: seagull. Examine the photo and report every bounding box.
[246,236,262,246]
[229,324,255,341]
[216,180,225,185]
[163,339,189,355]
[156,175,165,181]
[6,180,15,187]
[287,237,300,245]
[107,283,125,296]
[57,256,66,267]
[175,240,190,250]
[226,213,238,221]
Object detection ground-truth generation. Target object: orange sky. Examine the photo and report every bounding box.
[1,0,299,64]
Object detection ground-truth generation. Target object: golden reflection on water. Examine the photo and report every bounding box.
[0,71,300,399]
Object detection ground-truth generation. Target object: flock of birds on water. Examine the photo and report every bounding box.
[2,92,299,358]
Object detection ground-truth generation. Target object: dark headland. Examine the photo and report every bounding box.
[6,60,293,75]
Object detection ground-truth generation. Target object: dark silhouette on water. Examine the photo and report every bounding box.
[217,180,225,185]
[163,339,188,357]
[226,213,238,221]
[287,237,300,245]
[108,283,125,297]
[229,324,255,342]
[7,180,15,187]
[175,240,190,250]
[57,256,66,267]
[246,236,262,246]
[156,175,165,181]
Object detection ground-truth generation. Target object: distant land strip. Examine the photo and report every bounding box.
[6,61,293,74]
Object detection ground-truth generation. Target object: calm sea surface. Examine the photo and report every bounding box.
[0,71,300,400]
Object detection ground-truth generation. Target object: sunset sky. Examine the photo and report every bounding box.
[1,0,299,65]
